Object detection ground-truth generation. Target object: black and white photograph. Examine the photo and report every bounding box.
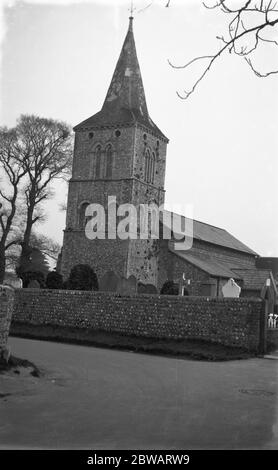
[0,0,278,459]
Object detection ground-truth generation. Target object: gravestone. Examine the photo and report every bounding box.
[222,278,241,298]
[28,279,40,289]
[138,282,157,294]
[3,274,22,288]
[99,271,120,292]
[0,285,14,363]
[118,275,137,295]
[100,271,138,294]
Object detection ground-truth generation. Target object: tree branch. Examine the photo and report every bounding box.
[169,0,278,99]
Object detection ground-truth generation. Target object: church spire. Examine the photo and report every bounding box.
[101,14,149,118]
[128,15,133,32]
[74,16,167,140]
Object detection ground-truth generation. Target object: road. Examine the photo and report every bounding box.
[0,337,278,449]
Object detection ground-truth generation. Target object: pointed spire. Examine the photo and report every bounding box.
[74,16,168,141]
[101,15,149,117]
[128,15,133,32]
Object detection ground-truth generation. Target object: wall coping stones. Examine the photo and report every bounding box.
[14,287,262,304]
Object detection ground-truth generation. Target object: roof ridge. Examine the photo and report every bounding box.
[162,209,226,231]
[162,209,258,255]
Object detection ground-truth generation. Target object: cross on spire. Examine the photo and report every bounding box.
[128,0,135,32]
[129,0,135,19]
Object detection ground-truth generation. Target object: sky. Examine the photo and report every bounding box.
[0,0,278,256]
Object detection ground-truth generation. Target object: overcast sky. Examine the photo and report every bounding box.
[1,0,278,256]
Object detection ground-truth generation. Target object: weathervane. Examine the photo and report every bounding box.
[129,0,135,18]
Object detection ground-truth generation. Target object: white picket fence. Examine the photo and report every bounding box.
[268,314,278,329]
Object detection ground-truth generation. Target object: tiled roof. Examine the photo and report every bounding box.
[74,18,167,141]
[231,268,271,290]
[169,245,271,291]
[256,257,278,275]
[168,246,241,279]
[161,210,258,255]
[169,239,272,291]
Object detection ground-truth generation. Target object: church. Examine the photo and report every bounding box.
[61,16,276,298]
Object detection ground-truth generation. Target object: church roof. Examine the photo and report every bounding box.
[168,240,272,292]
[74,17,168,141]
[168,246,241,279]
[169,244,271,291]
[231,268,271,290]
[162,210,258,255]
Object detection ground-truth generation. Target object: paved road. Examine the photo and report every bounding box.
[0,337,278,449]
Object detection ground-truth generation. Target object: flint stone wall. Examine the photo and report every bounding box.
[0,285,14,356]
[12,289,262,351]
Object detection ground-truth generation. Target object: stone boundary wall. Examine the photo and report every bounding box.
[0,285,14,357]
[12,289,263,351]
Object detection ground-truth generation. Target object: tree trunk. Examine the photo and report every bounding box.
[18,188,36,274]
[0,244,6,284]
[18,241,32,276]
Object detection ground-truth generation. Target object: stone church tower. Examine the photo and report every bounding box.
[61,17,169,285]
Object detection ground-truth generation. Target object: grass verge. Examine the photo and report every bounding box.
[10,322,255,361]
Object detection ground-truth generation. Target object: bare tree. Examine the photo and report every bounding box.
[16,115,73,275]
[0,128,27,283]
[167,0,278,99]
[0,115,73,281]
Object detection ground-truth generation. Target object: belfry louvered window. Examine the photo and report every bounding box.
[95,145,102,178]
[105,144,113,178]
[150,152,155,184]
[144,149,155,184]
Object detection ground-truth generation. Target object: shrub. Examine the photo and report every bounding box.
[160,280,179,295]
[46,271,63,289]
[67,264,98,291]
[62,279,70,290]
[18,270,45,288]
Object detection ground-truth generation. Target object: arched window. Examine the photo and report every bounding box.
[144,149,155,184]
[144,149,151,182]
[95,145,102,178]
[105,144,113,178]
[79,202,90,229]
[149,155,152,184]
[150,152,155,184]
